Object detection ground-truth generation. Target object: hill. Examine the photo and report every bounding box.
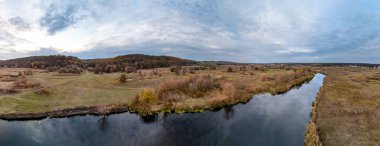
[0,55,80,68]
[0,54,196,70]
[84,54,196,69]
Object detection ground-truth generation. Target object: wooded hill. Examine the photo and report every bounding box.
[83,54,196,69]
[0,55,80,68]
[0,54,196,70]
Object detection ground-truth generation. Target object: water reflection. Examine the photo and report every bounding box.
[223,106,234,120]
[97,116,109,132]
[139,114,158,124]
[0,74,325,146]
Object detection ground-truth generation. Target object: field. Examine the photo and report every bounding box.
[0,66,313,119]
[306,67,380,146]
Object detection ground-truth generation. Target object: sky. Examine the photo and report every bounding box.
[0,0,380,63]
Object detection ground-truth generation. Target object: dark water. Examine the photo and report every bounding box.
[0,74,325,146]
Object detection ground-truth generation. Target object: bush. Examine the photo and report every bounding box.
[24,69,33,75]
[34,89,50,95]
[125,66,137,73]
[0,87,19,94]
[170,65,182,75]
[139,88,156,104]
[275,72,296,84]
[119,73,127,83]
[138,71,144,79]
[227,67,234,72]
[182,68,187,75]
[152,70,159,76]
[189,67,195,74]
[87,67,94,72]
[13,78,41,89]
[156,75,220,100]
[94,67,104,74]
[105,65,117,73]
[221,82,236,98]
[59,65,82,74]
[239,66,247,71]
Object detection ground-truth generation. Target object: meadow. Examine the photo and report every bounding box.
[0,65,313,119]
[306,67,380,146]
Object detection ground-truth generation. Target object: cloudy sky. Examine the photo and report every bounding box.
[0,0,380,63]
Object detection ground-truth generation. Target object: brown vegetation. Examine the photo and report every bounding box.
[155,75,222,100]
[0,55,80,68]
[118,73,127,83]
[0,65,314,120]
[58,65,82,74]
[130,68,314,115]
[13,77,41,89]
[0,70,41,94]
[305,67,380,146]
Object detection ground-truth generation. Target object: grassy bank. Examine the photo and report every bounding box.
[305,67,380,146]
[0,67,314,120]
[128,68,314,115]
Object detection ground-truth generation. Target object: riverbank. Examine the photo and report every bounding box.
[0,67,314,120]
[305,67,380,146]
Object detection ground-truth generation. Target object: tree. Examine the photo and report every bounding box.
[182,67,187,75]
[170,65,182,75]
[119,73,127,83]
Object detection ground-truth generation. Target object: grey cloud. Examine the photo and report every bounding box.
[39,3,82,35]
[28,48,61,56]
[8,17,31,30]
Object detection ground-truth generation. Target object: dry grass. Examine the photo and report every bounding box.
[0,66,314,117]
[306,67,380,146]
[130,67,314,114]
[156,74,221,100]
[0,69,41,94]
[13,77,41,89]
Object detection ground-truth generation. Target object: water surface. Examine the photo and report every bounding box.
[0,74,325,146]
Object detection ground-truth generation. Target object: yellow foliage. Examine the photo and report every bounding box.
[139,88,156,104]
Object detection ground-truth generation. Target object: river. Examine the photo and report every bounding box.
[0,73,325,146]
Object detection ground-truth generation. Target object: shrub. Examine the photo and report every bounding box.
[94,67,104,74]
[125,66,137,73]
[87,67,94,72]
[17,72,23,76]
[24,69,33,75]
[59,65,82,74]
[189,67,195,74]
[239,66,247,71]
[119,73,127,83]
[139,88,156,104]
[152,70,159,76]
[138,71,144,79]
[13,78,41,89]
[46,67,58,72]
[105,65,117,73]
[34,88,50,95]
[227,67,234,72]
[156,75,220,100]
[182,68,187,75]
[170,65,182,75]
[275,72,296,84]
[221,82,236,98]
[0,87,19,94]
